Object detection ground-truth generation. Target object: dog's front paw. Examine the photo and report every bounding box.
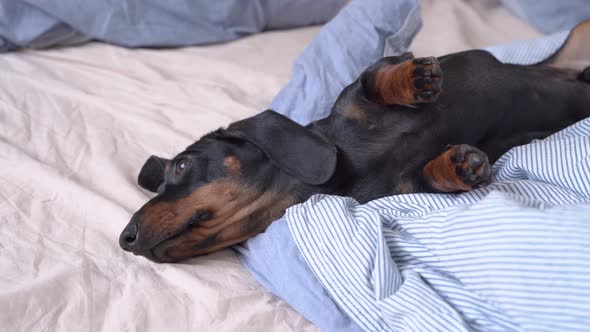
[411,57,443,103]
[369,55,443,107]
[423,144,492,193]
[448,144,492,190]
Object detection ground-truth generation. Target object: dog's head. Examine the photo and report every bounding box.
[119,110,337,262]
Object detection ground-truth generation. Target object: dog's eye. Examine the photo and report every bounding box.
[175,158,188,175]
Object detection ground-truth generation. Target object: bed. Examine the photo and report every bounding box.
[0,1,586,331]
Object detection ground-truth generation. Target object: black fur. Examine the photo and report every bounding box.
[309,50,590,202]
[137,155,170,193]
[223,110,338,185]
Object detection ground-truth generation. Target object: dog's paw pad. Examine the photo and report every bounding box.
[449,144,492,189]
[411,57,443,103]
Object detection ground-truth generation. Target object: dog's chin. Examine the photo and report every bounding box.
[125,238,185,263]
[150,244,186,263]
[128,246,169,263]
[147,248,173,263]
[149,240,211,263]
[141,231,236,263]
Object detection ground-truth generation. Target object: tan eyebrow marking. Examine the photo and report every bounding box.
[223,156,241,175]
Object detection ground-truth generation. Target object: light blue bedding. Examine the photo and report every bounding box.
[499,0,590,34]
[237,1,590,331]
[0,0,346,51]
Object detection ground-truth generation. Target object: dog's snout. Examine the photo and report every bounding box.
[119,220,139,251]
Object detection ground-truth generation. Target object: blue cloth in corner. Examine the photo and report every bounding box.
[500,0,590,34]
[0,0,347,51]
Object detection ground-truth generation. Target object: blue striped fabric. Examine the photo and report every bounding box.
[286,118,590,332]
[484,31,570,65]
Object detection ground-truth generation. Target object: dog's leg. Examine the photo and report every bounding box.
[363,56,443,106]
[421,144,492,192]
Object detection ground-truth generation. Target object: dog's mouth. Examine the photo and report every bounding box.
[133,210,215,263]
[141,237,214,264]
[145,215,263,263]
[149,234,219,263]
[149,246,175,263]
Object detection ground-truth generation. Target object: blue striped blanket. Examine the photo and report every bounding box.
[237,1,590,331]
[286,118,590,331]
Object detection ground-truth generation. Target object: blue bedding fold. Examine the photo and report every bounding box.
[237,1,590,331]
[0,0,347,51]
[269,0,422,125]
[499,0,590,34]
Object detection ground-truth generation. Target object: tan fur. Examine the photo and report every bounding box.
[422,149,473,192]
[374,61,416,105]
[143,180,296,261]
[340,103,367,124]
[397,181,414,194]
[223,156,241,175]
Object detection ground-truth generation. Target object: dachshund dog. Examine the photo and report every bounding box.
[120,21,590,263]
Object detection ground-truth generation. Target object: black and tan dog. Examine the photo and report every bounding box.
[120,22,590,263]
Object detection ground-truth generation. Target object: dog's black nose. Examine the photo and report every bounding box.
[119,221,139,252]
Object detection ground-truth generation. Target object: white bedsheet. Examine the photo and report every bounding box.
[0,1,540,331]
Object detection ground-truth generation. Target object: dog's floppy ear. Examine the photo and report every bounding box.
[138,155,170,193]
[224,110,337,185]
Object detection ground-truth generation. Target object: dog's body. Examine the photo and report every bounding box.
[307,50,590,202]
[120,24,590,262]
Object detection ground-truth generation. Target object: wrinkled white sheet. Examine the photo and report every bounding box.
[0,1,538,331]
[0,26,321,332]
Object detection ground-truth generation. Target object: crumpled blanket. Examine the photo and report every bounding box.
[0,0,346,51]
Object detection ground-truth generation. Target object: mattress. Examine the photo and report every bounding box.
[0,1,546,331]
